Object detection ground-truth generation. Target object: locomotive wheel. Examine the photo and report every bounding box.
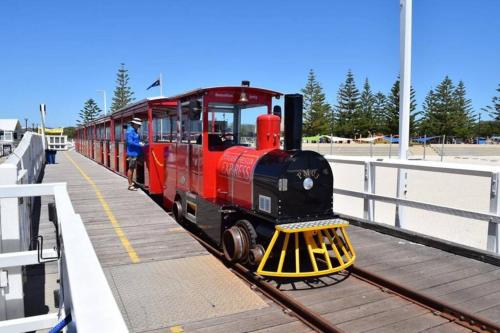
[235,220,257,262]
[173,199,183,224]
[223,226,246,263]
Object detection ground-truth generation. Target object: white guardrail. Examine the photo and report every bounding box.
[327,155,500,254]
[0,132,127,332]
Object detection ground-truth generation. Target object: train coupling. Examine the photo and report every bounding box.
[256,218,356,278]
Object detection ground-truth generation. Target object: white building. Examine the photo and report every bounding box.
[0,119,23,152]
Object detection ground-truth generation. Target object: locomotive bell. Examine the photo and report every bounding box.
[239,91,248,103]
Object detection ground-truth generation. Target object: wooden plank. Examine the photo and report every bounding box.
[422,322,473,332]
[458,290,500,313]
[476,304,500,324]
[250,320,315,333]
[436,277,500,306]
[366,312,449,333]
[323,296,407,325]
[423,269,500,297]
[335,303,428,332]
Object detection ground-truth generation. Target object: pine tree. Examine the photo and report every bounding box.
[372,92,387,133]
[78,99,102,125]
[452,80,474,138]
[301,69,332,136]
[335,70,360,137]
[111,63,135,113]
[357,78,376,136]
[483,84,500,120]
[420,76,475,138]
[420,89,437,135]
[385,77,418,135]
[420,76,458,137]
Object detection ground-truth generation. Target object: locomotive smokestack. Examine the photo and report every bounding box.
[284,94,303,150]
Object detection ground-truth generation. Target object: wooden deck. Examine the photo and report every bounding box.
[269,226,500,332]
[26,149,500,332]
[29,150,310,332]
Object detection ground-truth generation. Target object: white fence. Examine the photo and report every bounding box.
[0,132,45,322]
[0,132,127,331]
[0,183,128,332]
[327,155,500,254]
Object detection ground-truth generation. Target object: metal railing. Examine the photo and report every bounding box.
[0,183,128,332]
[327,155,500,254]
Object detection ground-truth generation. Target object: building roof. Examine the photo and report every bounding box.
[0,119,21,131]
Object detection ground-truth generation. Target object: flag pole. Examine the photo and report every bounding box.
[160,73,163,97]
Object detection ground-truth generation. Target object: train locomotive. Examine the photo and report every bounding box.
[75,82,356,278]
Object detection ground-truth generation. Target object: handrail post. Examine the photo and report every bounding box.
[488,172,500,253]
[395,166,407,228]
[363,161,375,222]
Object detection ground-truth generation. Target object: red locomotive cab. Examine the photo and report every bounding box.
[256,114,280,150]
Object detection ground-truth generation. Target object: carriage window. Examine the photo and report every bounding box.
[207,104,237,151]
[240,105,267,148]
[139,119,149,141]
[207,103,266,151]
[180,101,202,145]
[114,122,122,141]
[105,125,110,140]
[180,114,201,144]
[153,116,176,142]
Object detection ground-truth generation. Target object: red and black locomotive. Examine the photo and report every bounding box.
[76,82,355,277]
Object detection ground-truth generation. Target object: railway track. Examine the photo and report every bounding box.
[186,226,500,333]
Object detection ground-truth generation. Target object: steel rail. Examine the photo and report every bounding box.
[187,231,345,333]
[350,266,500,333]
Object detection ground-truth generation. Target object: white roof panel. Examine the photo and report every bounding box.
[0,119,20,131]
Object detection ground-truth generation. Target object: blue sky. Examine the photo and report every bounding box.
[0,0,498,127]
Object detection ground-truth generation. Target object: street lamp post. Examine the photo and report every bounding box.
[97,90,107,115]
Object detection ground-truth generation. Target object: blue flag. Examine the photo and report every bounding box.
[147,78,160,90]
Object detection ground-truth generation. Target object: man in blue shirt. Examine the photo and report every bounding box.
[127,117,144,191]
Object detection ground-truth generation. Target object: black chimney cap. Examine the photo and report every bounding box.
[241,80,250,87]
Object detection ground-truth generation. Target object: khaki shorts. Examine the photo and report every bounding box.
[127,156,142,169]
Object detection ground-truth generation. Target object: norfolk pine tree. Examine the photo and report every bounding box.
[357,78,376,136]
[78,99,102,125]
[420,76,473,138]
[452,80,475,138]
[372,92,387,134]
[483,84,500,121]
[385,77,418,136]
[111,63,135,113]
[335,70,360,137]
[301,69,332,136]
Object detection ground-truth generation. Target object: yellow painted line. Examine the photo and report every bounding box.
[170,325,184,333]
[64,152,140,263]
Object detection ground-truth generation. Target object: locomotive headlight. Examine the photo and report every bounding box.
[303,177,314,190]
